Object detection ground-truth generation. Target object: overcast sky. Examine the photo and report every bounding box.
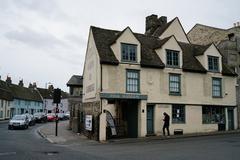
[0,0,239,91]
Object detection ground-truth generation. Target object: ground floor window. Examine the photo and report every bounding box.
[202,106,225,124]
[172,104,185,123]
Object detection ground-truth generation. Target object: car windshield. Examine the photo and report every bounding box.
[34,113,42,116]
[12,115,25,120]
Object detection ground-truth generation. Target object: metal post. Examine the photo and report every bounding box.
[55,103,59,136]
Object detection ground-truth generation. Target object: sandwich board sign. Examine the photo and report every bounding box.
[85,115,92,131]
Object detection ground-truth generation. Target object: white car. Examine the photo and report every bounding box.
[64,111,70,120]
[8,115,29,130]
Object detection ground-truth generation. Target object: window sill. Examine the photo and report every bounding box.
[169,93,181,96]
[212,96,223,98]
[166,65,181,69]
[208,70,220,73]
[172,122,185,124]
[121,61,139,65]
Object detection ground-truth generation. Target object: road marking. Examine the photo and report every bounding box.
[0,152,17,156]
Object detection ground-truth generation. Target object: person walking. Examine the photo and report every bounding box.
[163,112,170,136]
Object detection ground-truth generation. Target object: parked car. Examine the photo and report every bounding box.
[64,111,70,120]
[57,113,65,120]
[23,114,36,126]
[8,115,29,130]
[47,113,56,122]
[33,112,47,123]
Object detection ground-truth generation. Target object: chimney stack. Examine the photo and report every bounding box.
[32,82,37,88]
[18,79,24,87]
[145,14,167,35]
[6,76,12,84]
[28,83,33,88]
[48,85,54,91]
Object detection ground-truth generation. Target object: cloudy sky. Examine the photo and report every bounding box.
[0,0,239,91]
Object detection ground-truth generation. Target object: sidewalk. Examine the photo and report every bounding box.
[37,120,97,145]
[38,121,240,145]
[108,129,240,144]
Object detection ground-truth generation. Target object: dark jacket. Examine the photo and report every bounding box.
[163,114,170,126]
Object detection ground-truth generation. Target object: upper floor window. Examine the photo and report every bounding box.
[166,49,179,67]
[169,74,181,95]
[208,56,219,72]
[212,78,222,98]
[121,43,137,62]
[126,70,140,93]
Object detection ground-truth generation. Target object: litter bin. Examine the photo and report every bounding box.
[218,123,225,131]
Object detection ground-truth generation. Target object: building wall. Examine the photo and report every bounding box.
[110,28,141,63]
[159,18,189,43]
[188,24,228,45]
[83,29,101,102]
[0,99,11,120]
[102,64,236,106]
[196,44,223,72]
[44,98,68,113]
[11,99,43,116]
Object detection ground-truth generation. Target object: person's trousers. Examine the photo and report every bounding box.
[163,125,170,136]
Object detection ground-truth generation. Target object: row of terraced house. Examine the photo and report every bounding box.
[0,77,69,120]
[81,14,239,141]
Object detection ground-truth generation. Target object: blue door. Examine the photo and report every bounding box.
[147,105,154,134]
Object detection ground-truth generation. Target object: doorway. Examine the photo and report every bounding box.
[228,109,234,130]
[147,105,154,135]
[120,100,138,138]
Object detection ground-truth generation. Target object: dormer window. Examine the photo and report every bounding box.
[121,43,137,62]
[166,49,179,67]
[208,56,219,72]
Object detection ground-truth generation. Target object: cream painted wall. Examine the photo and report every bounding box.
[111,28,141,64]
[154,104,218,135]
[83,29,101,102]
[155,36,183,68]
[102,64,236,106]
[0,99,11,120]
[159,18,189,43]
[196,44,223,72]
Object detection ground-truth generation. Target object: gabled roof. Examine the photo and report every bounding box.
[0,80,13,101]
[8,84,43,102]
[90,26,236,76]
[152,18,176,37]
[67,75,83,86]
[178,42,207,73]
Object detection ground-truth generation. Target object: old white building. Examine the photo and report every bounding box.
[83,14,238,141]
[0,80,12,120]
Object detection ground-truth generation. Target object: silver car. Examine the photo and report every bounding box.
[8,115,29,130]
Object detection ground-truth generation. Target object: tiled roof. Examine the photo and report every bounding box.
[67,75,83,86]
[37,88,69,99]
[90,26,236,76]
[8,83,43,102]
